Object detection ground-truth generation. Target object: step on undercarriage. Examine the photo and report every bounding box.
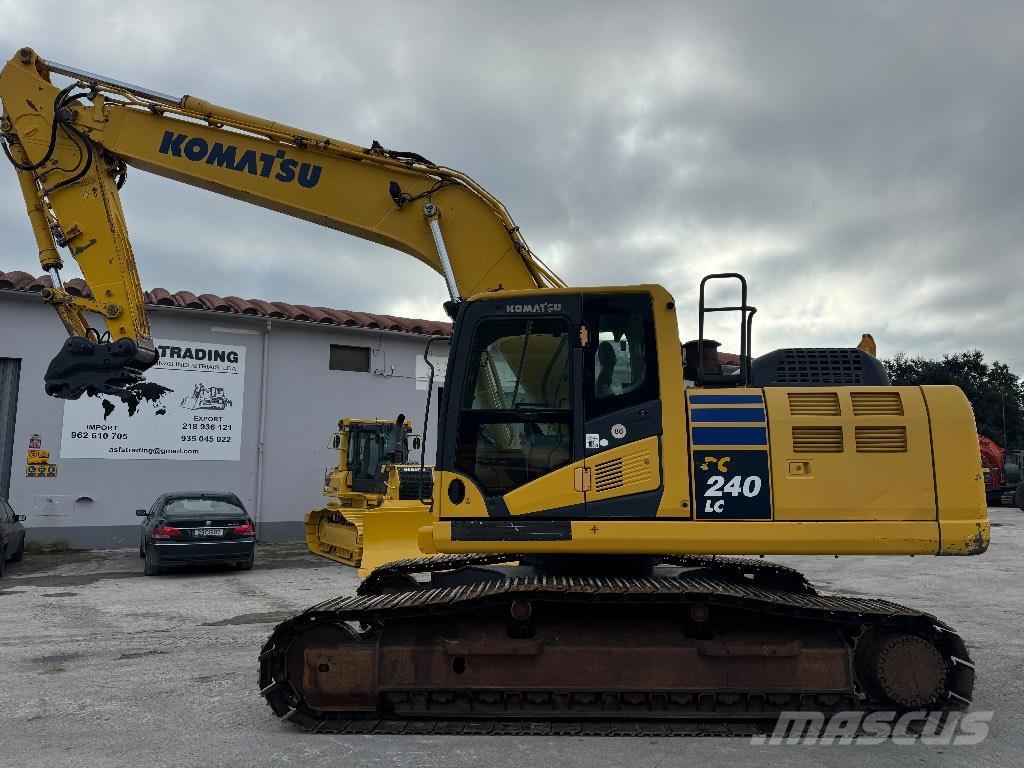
[259,555,974,735]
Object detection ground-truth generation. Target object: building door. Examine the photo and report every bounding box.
[0,359,21,500]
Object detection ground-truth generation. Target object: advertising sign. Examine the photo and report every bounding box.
[60,339,245,461]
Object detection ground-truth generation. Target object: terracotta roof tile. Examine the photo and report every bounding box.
[294,304,333,324]
[173,291,204,309]
[247,299,286,318]
[0,269,452,337]
[25,275,53,292]
[271,301,309,321]
[0,270,33,290]
[146,287,175,305]
[66,278,92,298]
[198,293,233,312]
[221,296,260,315]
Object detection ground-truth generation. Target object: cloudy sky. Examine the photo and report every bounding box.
[1,1,1021,368]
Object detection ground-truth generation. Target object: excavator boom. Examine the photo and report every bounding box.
[0,47,561,399]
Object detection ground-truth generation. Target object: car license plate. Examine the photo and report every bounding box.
[194,528,224,537]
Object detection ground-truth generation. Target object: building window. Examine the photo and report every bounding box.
[329,344,370,372]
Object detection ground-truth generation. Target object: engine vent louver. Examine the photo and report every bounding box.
[792,426,844,453]
[397,467,434,499]
[593,457,624,492]
[851,391,904,416]
[770,348,865,385]
[855,426,908,453]
[788,392,841,416]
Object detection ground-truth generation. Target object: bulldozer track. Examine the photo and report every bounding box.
[260,557,975,734]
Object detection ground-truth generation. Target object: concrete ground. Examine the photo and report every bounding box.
[1,510,1021,768]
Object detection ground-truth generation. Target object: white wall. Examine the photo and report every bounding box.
[0,291,448,547]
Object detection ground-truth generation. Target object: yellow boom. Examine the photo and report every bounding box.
[0,47,561,399]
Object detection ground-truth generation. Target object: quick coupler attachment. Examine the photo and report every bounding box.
[44,336,158,400]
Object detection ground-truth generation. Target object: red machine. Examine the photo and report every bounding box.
[978,435,1023,507]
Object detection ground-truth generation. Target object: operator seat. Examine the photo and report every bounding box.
[596,341,617,396]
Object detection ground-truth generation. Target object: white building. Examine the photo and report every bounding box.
[0,269,449,547]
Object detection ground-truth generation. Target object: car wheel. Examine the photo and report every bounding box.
[10,535,24,563]
[143,545,161,576]
[236,551,255,571]
[0,545,7,578]
[1017,481,1024,512]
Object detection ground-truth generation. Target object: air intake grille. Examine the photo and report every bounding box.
[593,458,624,492]
[851,391,904,416]
[788,392,841,416]
[855,426,908,453]
[792,426,844,453]
[397,467,433,499]
[772,349,865,385]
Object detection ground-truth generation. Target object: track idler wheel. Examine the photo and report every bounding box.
[857,631,947,708]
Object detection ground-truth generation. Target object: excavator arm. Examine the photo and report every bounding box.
[0,47,562,400]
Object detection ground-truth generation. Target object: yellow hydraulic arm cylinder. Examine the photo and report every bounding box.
[0,47,563,399]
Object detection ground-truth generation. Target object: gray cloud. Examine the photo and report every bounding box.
[1,0,1021,367]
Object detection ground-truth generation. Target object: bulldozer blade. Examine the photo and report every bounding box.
[358,502,434,577]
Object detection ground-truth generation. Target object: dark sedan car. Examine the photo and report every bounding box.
[0,498,27,578]
[137,492,255,575]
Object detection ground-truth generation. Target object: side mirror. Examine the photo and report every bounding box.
[405,434,422,453]
[329,432,343,450]
[15,514,26,522]
[135,509,147,517]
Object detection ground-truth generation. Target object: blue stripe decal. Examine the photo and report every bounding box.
[691,408,765,423]
[692,426,767,446]
[689,394,764,404]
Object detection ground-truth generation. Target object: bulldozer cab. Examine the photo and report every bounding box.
[344,418,411,495]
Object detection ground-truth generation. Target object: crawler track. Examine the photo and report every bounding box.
[259,556,975,734]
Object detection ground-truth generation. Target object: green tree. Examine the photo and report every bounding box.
[884,350,1024,449]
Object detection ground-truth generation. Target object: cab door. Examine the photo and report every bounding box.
[438,295,586,519]
[581,293,663,518]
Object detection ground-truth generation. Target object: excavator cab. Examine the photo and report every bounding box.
[431,290,662,526]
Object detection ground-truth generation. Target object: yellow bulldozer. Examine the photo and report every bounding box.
[306,415,433,576]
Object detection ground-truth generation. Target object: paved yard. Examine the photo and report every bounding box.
[1,510,1021,768]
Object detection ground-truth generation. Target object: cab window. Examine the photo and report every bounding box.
[595,313,646,398]
[456,316,573,497]
[349,429,383,481]
[464,317,571,411]
[585,294,658,418]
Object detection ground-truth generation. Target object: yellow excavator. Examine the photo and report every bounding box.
[307,415,433,576]
[1,48,989,734]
